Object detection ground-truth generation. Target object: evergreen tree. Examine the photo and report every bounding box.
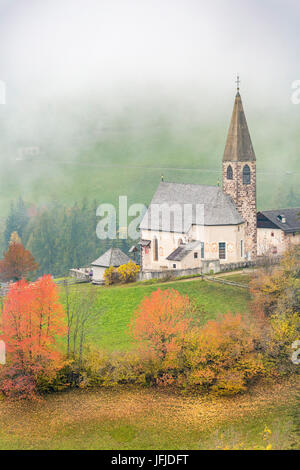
[4,197,29,248]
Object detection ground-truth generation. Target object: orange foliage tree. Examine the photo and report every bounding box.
[0,242,38,282]
[0,275,66,399]
[130,288,194,360]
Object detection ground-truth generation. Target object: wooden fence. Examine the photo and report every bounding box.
[204,276,249,289]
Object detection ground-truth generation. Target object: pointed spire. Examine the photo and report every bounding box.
[223,81,256,162]
[235,74,240,93]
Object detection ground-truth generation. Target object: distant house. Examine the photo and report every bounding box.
[16,145,43,161]
[91,247,131,283]
[257,208,300,256]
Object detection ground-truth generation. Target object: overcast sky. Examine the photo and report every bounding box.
[0,0,299,111]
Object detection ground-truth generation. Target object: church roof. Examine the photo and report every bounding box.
[91,247,130,267]
[139,182,244,233]
[223,92,256,162]
[167,241,202,261]
[257,208,300,233]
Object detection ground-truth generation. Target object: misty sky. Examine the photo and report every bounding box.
[0,0,299,110]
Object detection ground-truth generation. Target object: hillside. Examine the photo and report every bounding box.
[1,105,300,216]
[60,277,251,351]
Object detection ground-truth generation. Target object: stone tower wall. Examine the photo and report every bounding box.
[222,161,257,259]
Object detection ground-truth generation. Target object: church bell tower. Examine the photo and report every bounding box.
[222,77,257,260]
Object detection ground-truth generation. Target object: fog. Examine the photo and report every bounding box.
[0,0,299,210]
[1,0,299,106]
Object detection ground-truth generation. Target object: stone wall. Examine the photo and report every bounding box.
[139,259,221,281]
[223,160,257,260]
[69,269,90,281]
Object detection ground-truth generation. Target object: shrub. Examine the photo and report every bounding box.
[259,311,300,377]
[79,347,160,388]
[171,313,264,395]
[103,266,117,286]
[116,261,140,283]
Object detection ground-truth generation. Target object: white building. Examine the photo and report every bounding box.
[91,247,130,283]
[257,209,300,256]
[139,182,246,271]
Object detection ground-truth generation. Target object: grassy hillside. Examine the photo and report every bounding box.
[1,105,300,216]
[60,278,251,351]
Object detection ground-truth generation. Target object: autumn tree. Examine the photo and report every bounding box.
[130,288,194,360]
[0,275,66,399]
[0,243,38,282]
[250,245,300,318]
[9,231,22,245]
[62,281,103,367]
[181,313,264,395]
[250,245,300,376]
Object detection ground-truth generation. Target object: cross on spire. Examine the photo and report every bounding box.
[235,74,240,92]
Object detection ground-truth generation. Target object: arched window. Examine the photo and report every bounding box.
[243,165,251,185]
[153,237,158,261]
[226,165,233,180]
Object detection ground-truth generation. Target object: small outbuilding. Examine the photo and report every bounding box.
[257,208,300,256]
[90,247,131,284]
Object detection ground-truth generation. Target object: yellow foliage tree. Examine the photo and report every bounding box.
[116,261,140,283]
[9,231,22,245]
[103,266,117,286]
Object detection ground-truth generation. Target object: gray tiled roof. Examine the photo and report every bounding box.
[257,209,300,233]
[91,247,130,267]
[140,182,243,232]
[167,241,202,261]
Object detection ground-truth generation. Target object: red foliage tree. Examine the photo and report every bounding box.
[130,288,193,360]
[0,243,38,282]
[0,275,66,399]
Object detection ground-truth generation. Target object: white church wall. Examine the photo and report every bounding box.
[141,222,246,272]
[203,224,246,264]
[166,249,202,270]
[140,229,187,271]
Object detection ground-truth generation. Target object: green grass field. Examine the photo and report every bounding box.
[218,272,252,284]
[62,278,251,351]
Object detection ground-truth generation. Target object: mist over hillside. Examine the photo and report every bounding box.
[0,0,299,215]
[0,93,299,215]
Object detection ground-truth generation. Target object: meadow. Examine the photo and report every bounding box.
[61,277,251,351]
[0,377,298,450]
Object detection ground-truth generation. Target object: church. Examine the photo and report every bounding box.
[138,83,299,272]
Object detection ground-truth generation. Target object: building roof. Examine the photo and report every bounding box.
[138,239,151,247]
[91,247,130,267]
[257,209,300,233]
[223,92,256,162]
[139,182,243,233]
[167,241,202,261]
